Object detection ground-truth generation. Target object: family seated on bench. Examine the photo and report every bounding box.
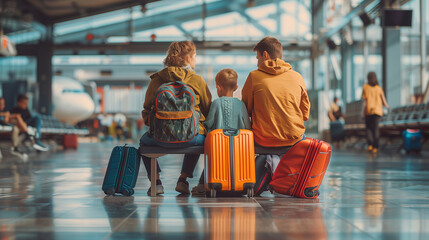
[139,37,310,196]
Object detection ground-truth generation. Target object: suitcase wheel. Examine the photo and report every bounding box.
[210,189,216,198]
[247,188,254,198]
[121,189,134,196]
[104,188,115,196]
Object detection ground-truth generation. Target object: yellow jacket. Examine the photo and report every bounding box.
[242,59,310,147]
[142,67,212,135]
[361,84,384,116]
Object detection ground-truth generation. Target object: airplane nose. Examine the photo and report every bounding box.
[53,94,95,124]
[77,95,95,117]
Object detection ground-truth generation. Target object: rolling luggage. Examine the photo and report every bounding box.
[329,121,345,141]
[253,155,273,196]
[63,134,78,149]
[402,129,422,153]
[269,138,331,198]
[102,145,140,196]
[204,129,255,198]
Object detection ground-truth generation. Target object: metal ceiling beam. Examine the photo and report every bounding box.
[46,41,312,55]
[173,23,195,40]
[54,0,278,43]
[50,0,160,24]
[318,0,375,45]
[55,1,234,42]
[235,8,275,36]
[311,0,324,15]
[21,0,52,25]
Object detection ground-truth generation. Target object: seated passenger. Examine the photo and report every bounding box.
[328,97,346,148]
[242,36,310,148]
[10,94,48,152]
[140,41,212,196]
[191,69,251,195]
[328,97,345,121]
[0,97,28,158]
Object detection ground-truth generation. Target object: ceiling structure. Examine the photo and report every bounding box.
[1,0,314,56]
[53,0,311,43]
[21,0,160,24]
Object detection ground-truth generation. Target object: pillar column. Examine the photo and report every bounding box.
[36,39,54,115]
[382,28,402,108]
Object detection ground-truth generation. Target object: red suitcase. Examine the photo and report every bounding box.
[63,134,78,149]
[269,138,331,198]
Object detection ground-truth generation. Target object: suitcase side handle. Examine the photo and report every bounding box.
[223,128,239,136]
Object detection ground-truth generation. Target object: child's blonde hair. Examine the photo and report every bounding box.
[215,69,238,90]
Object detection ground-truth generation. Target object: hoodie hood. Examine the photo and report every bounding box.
[154,66,195,83]
[258,58,292,75]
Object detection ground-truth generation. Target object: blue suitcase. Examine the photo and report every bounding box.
[102,145,140,196]
[329,121,345,141]
[402,129,422,153]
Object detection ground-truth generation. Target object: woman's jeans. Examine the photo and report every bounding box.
[365,114,381,148]
[140,132,205,180]
[25,115,42,139]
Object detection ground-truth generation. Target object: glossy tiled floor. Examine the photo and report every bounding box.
[0,141,428,239]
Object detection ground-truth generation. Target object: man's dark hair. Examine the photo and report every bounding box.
[17,94,28,102]
[253,36,283,59]
[367,72,379,86]
[333,97,338,102]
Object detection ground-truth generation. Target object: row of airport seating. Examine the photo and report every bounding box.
[39,115,89,135]
[381,103,429,128]
[344,101,365,130]
[0,115,89,137]
[344,101,429,134]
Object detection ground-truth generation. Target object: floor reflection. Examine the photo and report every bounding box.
[0,143,427,239]
[205,206,256,240]
[103,196,139,232]
[364,159,385,219]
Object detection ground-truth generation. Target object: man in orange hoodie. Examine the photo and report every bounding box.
[242,36,310,147]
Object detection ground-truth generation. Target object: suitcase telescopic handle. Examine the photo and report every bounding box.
[223,128,239,136]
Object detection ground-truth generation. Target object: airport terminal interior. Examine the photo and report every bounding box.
[0,0,428,239]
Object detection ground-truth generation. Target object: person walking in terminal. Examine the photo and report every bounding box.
[140,41,212,196]
[10,94,48,152]
[191,68,251,195]
[242,36,310,148]
[361,72,389,154]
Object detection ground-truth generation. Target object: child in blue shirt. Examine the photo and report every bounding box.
[191,68,251,195]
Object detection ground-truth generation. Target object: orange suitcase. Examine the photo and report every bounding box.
[269,138,331,198]
[204,129,256,197]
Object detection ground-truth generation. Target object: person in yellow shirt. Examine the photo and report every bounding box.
[242,36,310,147]
[361,72,389,153]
